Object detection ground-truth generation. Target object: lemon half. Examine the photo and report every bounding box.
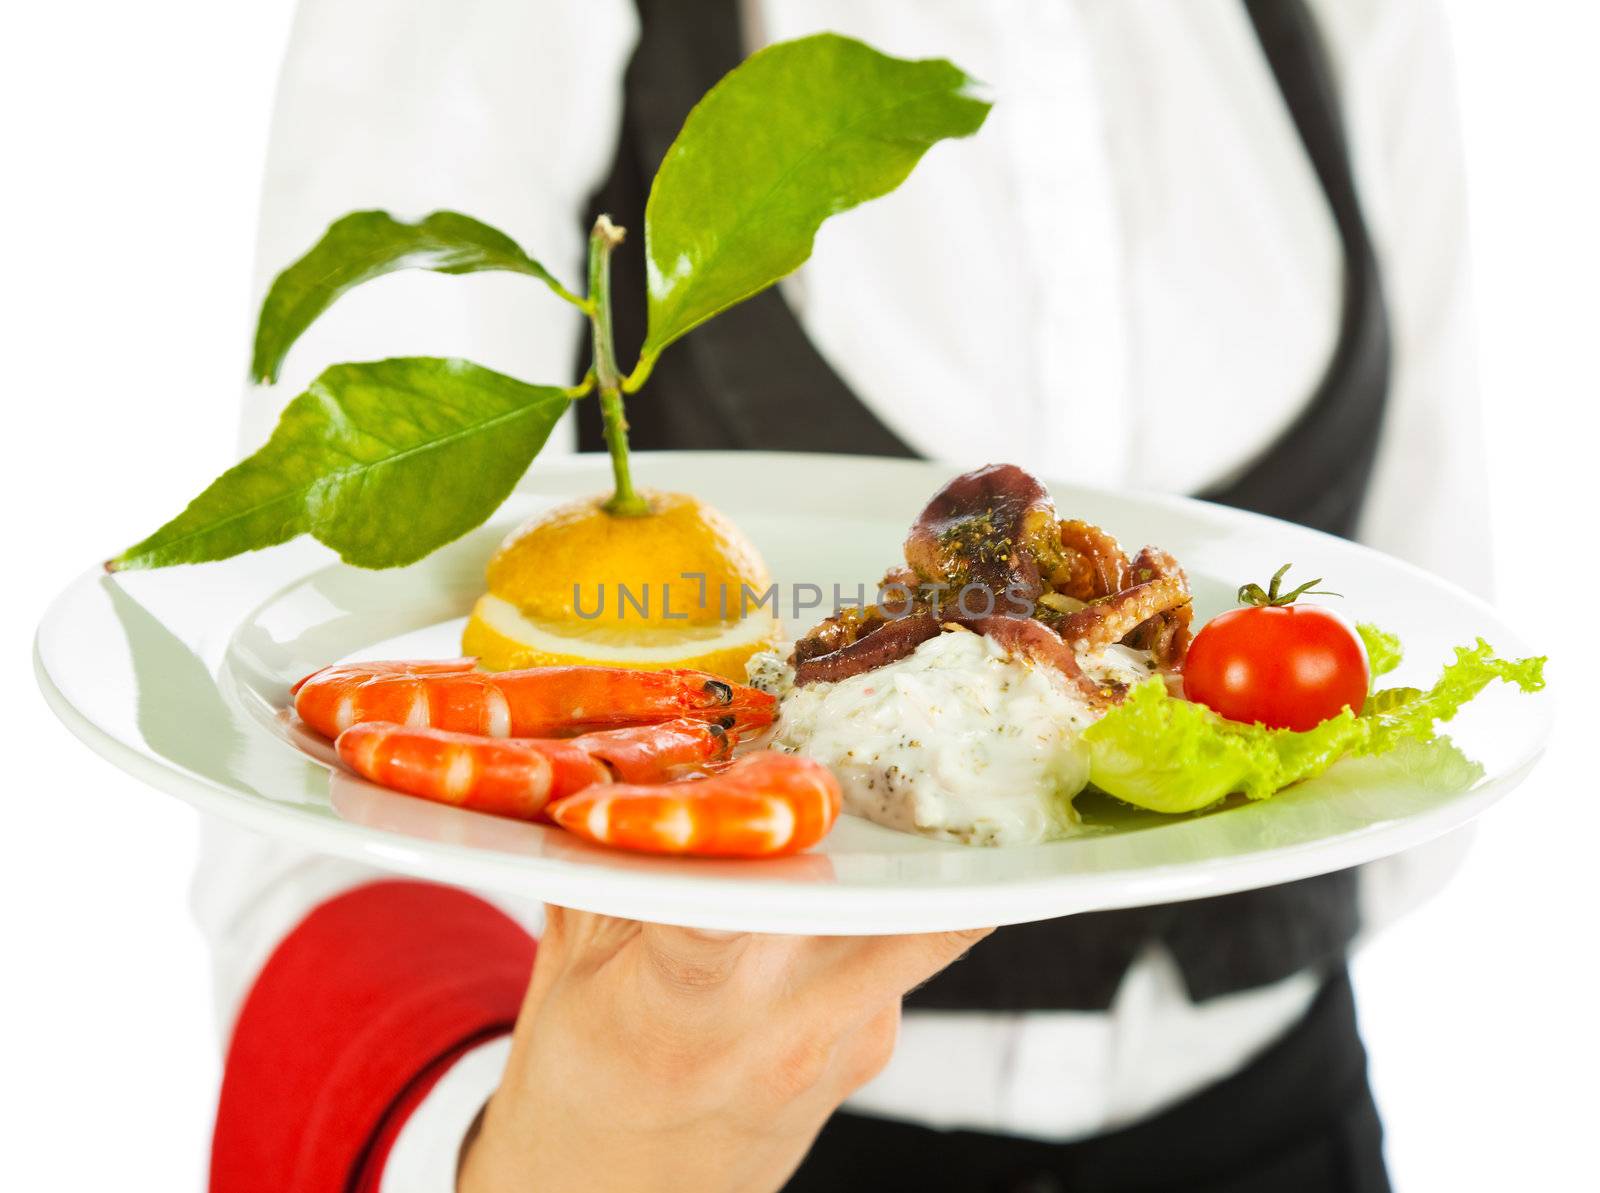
[463,489,780,680]
[485,490,770,625]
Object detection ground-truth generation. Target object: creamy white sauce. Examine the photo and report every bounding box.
[1080,642,1157,691]
[753,628,1149,847]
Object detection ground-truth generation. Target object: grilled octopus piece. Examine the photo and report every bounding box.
[1059,577,1187,653]
[788,566,929,685]
[902,463,1062,604]
[792,464,1064,685]
[791,608,876,665]
[958,615,1110,704]
[789,465,1194,689]
[1051,519,1130,600]
[795,613,1115,704]
[790,550,1193,687]
[1119,546,1194,670]
[791,611,942,686]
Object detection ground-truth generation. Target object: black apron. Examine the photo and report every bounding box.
[580,0,1391,1017]
[785,970,1389,1193]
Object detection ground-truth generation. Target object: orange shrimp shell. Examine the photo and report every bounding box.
[550,752,842,858]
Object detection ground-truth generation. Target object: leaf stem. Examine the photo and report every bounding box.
[622,352,657,394]
[564,369,596,399]
[587,215,649,517]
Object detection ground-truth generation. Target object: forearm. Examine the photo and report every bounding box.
[210,879,535,1192]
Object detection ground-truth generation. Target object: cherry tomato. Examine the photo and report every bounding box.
[1183,569,1369,731]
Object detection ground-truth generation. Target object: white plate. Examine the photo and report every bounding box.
[36,452,1551,934]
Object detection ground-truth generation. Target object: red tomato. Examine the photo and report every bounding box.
[1183,604,1369,731]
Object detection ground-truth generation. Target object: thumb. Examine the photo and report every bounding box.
[638,924,755,997]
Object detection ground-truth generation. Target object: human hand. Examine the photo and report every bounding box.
[458,908,991,1193]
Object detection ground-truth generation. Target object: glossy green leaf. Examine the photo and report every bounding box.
[251,211,583,384]
[111,358,569,570]
[636,33,991,377]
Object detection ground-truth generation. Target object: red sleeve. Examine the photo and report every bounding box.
[210,879,535,1193]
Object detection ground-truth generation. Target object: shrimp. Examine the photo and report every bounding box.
[294,660,776,740]
[549,752,841,858]
[335,718,733,822]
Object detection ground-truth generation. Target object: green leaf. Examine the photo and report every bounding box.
[1359,639,1546,749]
[635,33,991,377]
[1356,621,1403,684]
[1081,680,1366,813]
[1361,686,1422,717]
[111,358,569,570]
[251,211,583,384]
[1082,636,1546,814]
[1080,681,1299,813]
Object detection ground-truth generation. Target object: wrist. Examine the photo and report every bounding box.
[458,1089,790,1193]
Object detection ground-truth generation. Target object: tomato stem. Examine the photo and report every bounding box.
[1238,563,1341,608]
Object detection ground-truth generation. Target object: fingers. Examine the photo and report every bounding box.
[540,911,760,1000]
[831,1003,902,1098]
[537,906,640,970]
[521,907,640,1013]
[638,924,754,996]
[540,913,991,1036]
[796,927,996,1025]
[854,926,995,996]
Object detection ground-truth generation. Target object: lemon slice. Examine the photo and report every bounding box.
[464,594,782,680]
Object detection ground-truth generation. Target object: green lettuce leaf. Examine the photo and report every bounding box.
[1082,636,1545,814]
[1360,639,1545,750]
[1357,621,1403,683]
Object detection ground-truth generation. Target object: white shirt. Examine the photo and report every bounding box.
[211,0,1487,1187]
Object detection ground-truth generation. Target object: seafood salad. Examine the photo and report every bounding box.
[753,462,1544,849]
[284,463,1542,860]
[752,464,1196,846]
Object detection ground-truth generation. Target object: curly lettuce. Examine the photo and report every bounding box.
[1082,635,1545,814]
[1356,621,1404,683]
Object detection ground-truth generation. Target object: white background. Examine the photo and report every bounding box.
[3,3,1596,1190]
